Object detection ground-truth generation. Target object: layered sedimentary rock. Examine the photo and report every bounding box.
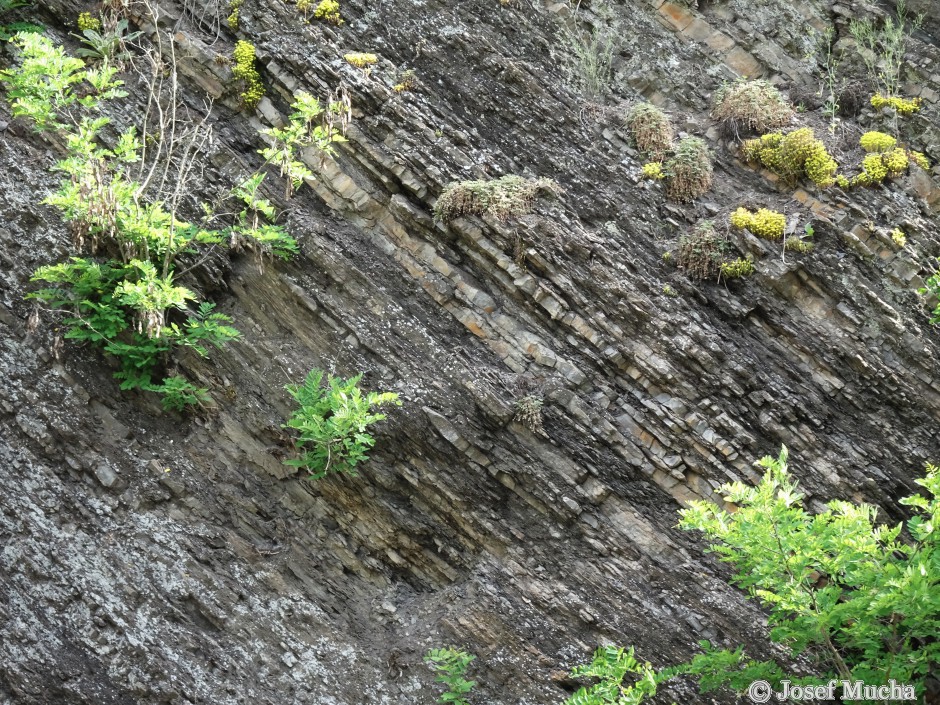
[1,0,939,702]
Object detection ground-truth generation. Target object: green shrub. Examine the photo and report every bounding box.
[566,446,940,704]
[850,2,921,103]
[73,18,142,63]
[151,375,212,412]
[425,648,476,705]
[29,261,238,398]
[3,33,246,410]
[918,264,940,323]
[283,369,400,479]
[567,646,664,705]
[0,31,127,131]
[664,137,712,203]
[232,40,263,109]
[229,173,299,261]
[434,175,559,222]
[625,103,673,161]
[258,90,348,198]
[559,3,618,100]
[710,78,795,136]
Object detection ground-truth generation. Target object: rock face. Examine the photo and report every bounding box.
[1,0,939,703]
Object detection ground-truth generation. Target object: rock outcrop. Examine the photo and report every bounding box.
[1,0,939,702]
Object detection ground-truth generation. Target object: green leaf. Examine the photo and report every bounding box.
[283,369,400,478]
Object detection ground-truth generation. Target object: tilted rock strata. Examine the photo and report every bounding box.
[1,0,939,702]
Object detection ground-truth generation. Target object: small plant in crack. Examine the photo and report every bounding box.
[283,369,400,479]
[514,394,544,434]
[425,647,477,705]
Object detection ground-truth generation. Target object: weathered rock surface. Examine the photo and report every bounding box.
[1,0,939,702]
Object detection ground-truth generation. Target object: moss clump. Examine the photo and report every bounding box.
[313,0,342,24]
[851,137,930,186]
[434,175,559,222]
[77,12,101,31]
[664,137,712,203]
[852,148,911,186]
[625,103,673,161]
[891,228,907,248]
[910,151,930,170]
[871,94,921,115]
[720,258,755,278]
[711,78,795,136]
[344,52,377,68]
[860,131,897,153]
[232,40,263,109]
[393,69,416,93]
[740,132,779,163]
[784,237,814,253]
[741,127,838,187]
[856,152,889,184]
[883,148,910,174]
[227,0,242,29]
[641,161,665,180]
[730,207,786,240]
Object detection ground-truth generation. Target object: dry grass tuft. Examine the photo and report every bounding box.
[625,103,673,161]
[665,137,712,203]
[711,79,795,137]
[434,176,560,222]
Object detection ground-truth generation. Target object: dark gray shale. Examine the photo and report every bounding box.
[1,0,939,702]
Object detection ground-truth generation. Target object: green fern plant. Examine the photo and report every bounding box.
[0,32,127,130]
[0,1,31,11]
[283,369,400,479]
[567,446,940,703]
[229,173,299,261]
[150,375,211,412]
[566,646,667,705]
[0,0,42,41]
[258,90,348,198]
[3,34,243,411]
[425,647,477,705]
[29,259,238,404]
